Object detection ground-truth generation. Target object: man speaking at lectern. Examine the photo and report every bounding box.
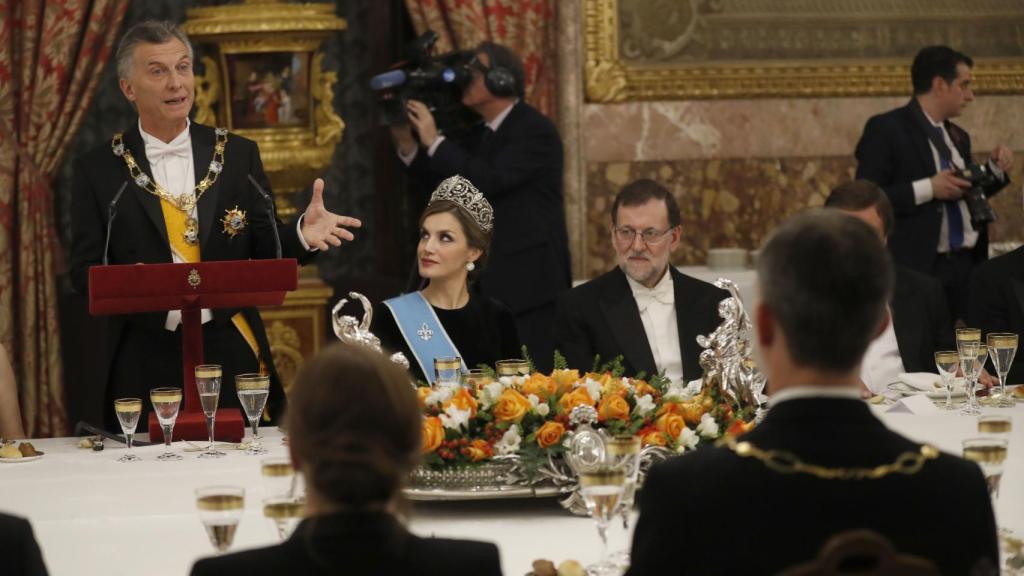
[69,21,359,428]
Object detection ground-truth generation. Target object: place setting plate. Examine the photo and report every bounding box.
[886,375,974,399]
[0,454,43,464]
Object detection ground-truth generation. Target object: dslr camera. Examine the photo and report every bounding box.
[955,163,999,227]
[370,31,480,138]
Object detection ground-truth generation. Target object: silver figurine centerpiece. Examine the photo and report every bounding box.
[696,278,766,415]
[331,292,409,369]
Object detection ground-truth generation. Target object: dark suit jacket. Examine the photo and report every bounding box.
[409,101,571,315]
[553,267,727,381]
[855,99,1008,272]
[0,513,49,576]
[190,511,502,576]
[891,265,953,373]
[69,121,310,419]
[969,245,1024,384]
[627,398,999,576]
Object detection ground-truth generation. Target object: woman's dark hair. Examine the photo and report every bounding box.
[419,199,492,281]
[287,344,420,508]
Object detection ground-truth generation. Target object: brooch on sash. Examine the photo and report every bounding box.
[221,206,247,238]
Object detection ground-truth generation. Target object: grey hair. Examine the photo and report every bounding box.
[115,21,193,81]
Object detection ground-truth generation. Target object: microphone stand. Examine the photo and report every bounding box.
[103,182,128,266]
[247,174,282,259]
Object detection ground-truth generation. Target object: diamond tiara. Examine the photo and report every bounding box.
[429,175,494,233]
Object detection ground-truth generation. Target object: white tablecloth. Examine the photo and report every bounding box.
[1,405,1021,576]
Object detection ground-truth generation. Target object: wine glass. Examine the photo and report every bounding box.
[261,457,298,499]
[196,364,226,459]
[114,398,143,463]
[579,465,627,576]
[934,351,960,411]
[462,368,493,391]
[150,387,182,460]
[978,414,1012,435]
[236,373,270,455]
[263,496,304,541]
[433,357,462,388]
[606,435,642,570]
[195,486,245,553]
[962,437,1009,502]
[987,333,1018,408]
[956,329,982,415]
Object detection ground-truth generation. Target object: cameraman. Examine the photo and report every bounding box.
[391,41,570,372]
[855,45,1013,323]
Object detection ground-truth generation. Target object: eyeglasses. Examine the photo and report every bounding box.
[612,226,674,246]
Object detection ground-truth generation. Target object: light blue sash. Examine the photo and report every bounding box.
[383,292,466,384]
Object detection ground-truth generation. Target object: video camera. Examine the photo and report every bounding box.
[955,163,999,227]
[370,31,481,138]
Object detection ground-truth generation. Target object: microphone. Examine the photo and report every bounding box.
[247,174,282,259]
[103,182,128,266]
[370,69,407,91]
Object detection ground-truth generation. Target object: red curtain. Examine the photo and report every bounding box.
[404,0,558,120]
[0,0,127,437]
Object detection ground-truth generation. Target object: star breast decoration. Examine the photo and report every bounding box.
[221,206,247,238]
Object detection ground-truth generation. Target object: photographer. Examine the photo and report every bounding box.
[390,41,570,372]
[855,45,1013,322]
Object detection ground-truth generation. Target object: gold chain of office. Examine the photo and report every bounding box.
[720,436,939,480]
[111,128,229,246]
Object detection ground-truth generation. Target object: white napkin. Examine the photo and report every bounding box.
[886,394,942,415]
[897,372,943,392]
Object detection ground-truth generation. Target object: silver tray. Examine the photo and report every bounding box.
[404,484,567,501]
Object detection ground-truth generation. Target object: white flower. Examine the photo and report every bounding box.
[495,425,522,455]
[696,412,720,438]
[633,394,656,417]
[684,379,703,396]
[676,426,699,453]
[621,377,635,395]
[498,376,517,387]
[424,387,454,408]
[439,404,471,431]
[583,379,602,403]
[479,381,505,409]
[535,403,550,417]
[666,379,703,401]
[527,394,540,407]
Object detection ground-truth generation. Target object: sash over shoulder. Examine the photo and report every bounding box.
[383,292,467,384]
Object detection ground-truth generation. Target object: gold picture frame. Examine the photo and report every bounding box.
[583,0,1024,102]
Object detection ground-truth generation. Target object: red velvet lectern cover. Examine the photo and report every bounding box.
[88,259,297,442]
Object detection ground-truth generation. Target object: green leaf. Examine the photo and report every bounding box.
[521,345,536,373]
[475,364,497,379]
[553,349,569,370]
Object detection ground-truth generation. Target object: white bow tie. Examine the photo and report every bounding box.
[145,138,192,164]
[634,282,673,309]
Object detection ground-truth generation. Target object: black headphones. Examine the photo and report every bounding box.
[477,44,518,98]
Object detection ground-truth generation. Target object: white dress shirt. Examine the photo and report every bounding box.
[625,270,683,384]
[859,308,905,395]
[398,100,518,166]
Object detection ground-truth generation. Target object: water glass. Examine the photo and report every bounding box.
[934,351,960,411]
[434,356,462,387]
[236,373,270,455]
[195,486,245,553]
[114,398,143,463]
[962,437,1009,501]
[579,466,626,576]
[150,387,182,461]
[987,333,1018,408]
[263,496,304,541]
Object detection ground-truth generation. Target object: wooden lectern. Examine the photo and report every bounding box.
[88,259,298,441]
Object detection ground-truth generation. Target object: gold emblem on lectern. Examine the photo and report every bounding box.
[188,268,202,289]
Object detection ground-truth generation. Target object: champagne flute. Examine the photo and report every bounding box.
[263,496,304,541]
[196,364,225,459]
[606,435,642,570]
[962,437,1009,501]
[579,466,626,576]
[934,351,960,411]
[150,387,182,461]
[987,333,1018,408]
[433,357,462,388]
[195,486,245,553]
[236,373,270,455]
[956,329,982,415]
[114,398,143,463]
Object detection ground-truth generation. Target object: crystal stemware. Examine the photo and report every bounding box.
[963,437,1009,502]
[114,398,143,463]
[150,387,182,461]
[196,364,225,459]
[263,496,304,541]
[261,457,298,499]
[978,414,1012,435]
[606,435,642,570]
[236,373,270,455]
[195,486,245,553]
[579,466,627,576]
[934,350,960,411]
[987,333,1018,408]
[433,356,462,388]
[956,329,982,415]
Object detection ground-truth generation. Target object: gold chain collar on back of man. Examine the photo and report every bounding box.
[719,436,939,480]
[110,128,228,218]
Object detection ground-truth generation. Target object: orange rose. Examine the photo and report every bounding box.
[640,429,668,447]
[462,439,492,462]
[656,402,684,417]
[443,387,478,417]
[634,381,657,398]
[726,419,755,436]
[551,369,580,394]
[536,421,566,448]
[521,373,558,400]
[421,416,444,454]
[559,387,595,413]
[681,401,707,426]
[598,394,630,422]
[415,386,432,408]
[492,389,532,423]
[655,412,686,441]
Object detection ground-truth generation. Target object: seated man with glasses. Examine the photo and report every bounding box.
[553,179,726,382]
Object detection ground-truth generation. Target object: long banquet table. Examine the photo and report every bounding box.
[1,403,1022,576]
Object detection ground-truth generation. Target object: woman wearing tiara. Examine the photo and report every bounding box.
[372,175,521,383]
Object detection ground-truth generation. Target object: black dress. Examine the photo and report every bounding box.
[372,292,521,382]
